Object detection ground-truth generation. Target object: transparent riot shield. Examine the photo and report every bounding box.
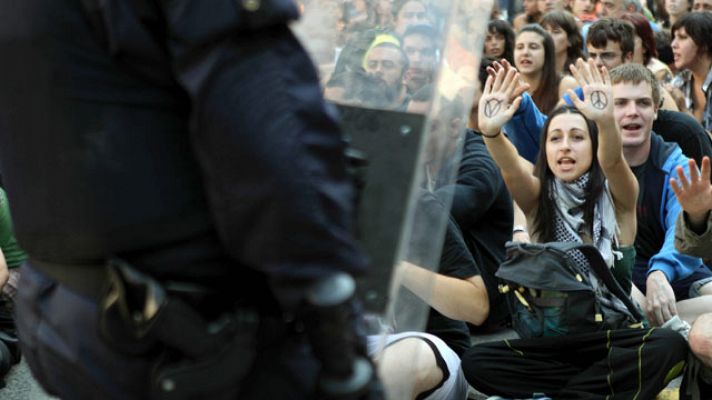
[293,1,492,395]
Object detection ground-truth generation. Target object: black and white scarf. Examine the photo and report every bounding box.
[550,173,619,271]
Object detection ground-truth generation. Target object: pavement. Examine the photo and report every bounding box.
[0,328,682,400]
[0,359,55,400]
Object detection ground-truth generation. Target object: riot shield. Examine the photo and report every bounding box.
[293,1,492,390]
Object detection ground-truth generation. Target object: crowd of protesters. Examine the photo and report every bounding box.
[310,0,712,399]
[0,0,709,399]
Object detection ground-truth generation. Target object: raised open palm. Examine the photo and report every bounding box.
[671,157,712,219]
[478,68,522,137]
[567,58,614,124]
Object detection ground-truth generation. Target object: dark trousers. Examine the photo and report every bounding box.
[461,328,688,400]
[16,262,320,400]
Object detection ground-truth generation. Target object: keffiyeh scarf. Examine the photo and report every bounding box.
[550,173,619,271]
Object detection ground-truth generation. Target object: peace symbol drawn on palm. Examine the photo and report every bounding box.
[590,90,608,110]
[484,98,503,118]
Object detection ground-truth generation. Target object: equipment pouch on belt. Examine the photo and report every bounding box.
[99,259,259,400]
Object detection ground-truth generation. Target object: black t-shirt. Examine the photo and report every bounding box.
[424,216,479,356]
[630,134,675,290]
[421,130,513,355]
[653,110,712,165]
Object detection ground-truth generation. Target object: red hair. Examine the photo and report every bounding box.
[619,12,658,65]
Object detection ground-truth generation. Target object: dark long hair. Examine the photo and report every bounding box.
[540,11,584,74]
[517,24,560,115]
[487,19,515,65]
[532,106,606,242]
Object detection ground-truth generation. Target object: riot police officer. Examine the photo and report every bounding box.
[0,0,378,399]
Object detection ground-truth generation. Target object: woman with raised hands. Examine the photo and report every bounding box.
[460,60,689,399]
[476,58,637,252]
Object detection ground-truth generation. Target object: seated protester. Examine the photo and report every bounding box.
[586,18,679,110]
[394,0,431,36]
[513,0,543,31]
[656,30,677,75]
[541,10,585,76]
[585,0,661,44]
[693,0,712,11]
[537,0,570,15]
[499,62,712,328]
[367,91,513,400]
[401,24,438,96]
[570,0,599,26]
[670,12,712,130]
[664,0,692,30]
[484,19,515,66]
[513,24,578,116]
[410,86,514,342]
[362,34,411,110]
[372,0,396,31]
[461,58,687,400]
[620,12,675,83]
[671,156,712,398]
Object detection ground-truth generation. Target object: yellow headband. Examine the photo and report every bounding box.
[362,33,402,70]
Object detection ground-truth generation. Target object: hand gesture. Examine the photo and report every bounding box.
[645,271,678,326]
[486,59,530,104]
[478,67,523,137]
[566,58,614,124]
[670,157,712,226]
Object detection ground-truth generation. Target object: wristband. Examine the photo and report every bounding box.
[481,130,501,139]
[512,225,528,234]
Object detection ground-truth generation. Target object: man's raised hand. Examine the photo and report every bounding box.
[671,157,712,228]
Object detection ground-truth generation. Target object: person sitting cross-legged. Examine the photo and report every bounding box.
[461,59,688,400]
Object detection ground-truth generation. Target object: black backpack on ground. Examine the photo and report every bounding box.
[495,241,645,339]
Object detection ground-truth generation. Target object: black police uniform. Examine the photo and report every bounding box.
[0,0,371,398]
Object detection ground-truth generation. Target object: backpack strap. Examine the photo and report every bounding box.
[566,244,645,321]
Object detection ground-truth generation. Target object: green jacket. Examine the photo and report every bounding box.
[0,188,26,268]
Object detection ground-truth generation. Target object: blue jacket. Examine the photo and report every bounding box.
[639,134,706,283]
[504,92,707,283]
